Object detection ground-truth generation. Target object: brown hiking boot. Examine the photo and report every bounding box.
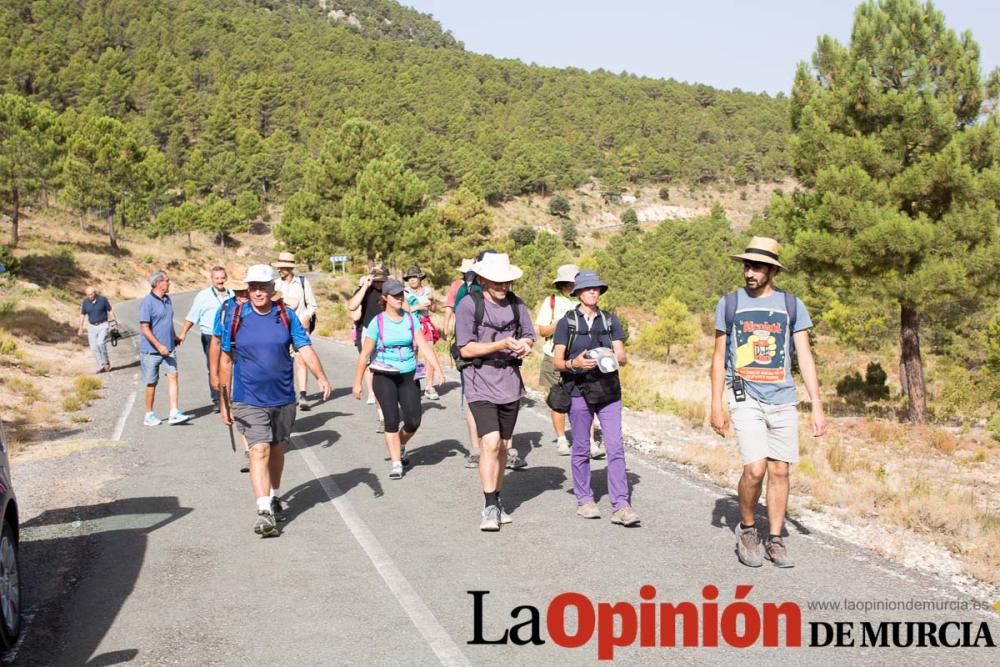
[764,537,795,568]
[735,524,763,567]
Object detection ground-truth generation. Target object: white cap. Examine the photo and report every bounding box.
[245,264,276,284]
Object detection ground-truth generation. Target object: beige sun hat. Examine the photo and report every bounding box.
[272,251,297,269]
[228,275,249,291]
[457,258,475,273]
[729,236,785,270]
[471,252,523,282]
[553,263,580,285]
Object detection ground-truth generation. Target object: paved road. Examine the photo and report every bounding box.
[7,289,999,665]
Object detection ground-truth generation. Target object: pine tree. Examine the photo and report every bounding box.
[772,0,1000,423]
[0,94,61,246]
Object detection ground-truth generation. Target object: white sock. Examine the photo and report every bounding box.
[256,496,271,513]
[270,488,281,498]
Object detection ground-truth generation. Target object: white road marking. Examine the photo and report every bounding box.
[291,438,471,667]
[112,390,137,441]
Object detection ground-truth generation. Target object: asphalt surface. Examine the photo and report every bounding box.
[6,288,999,665]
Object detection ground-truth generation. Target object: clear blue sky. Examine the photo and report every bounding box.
[402,1,999,95]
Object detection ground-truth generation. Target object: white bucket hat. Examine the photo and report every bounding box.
[553,263,580,285]
[245,264,276,284]
[471,253,523,283]
[457,258,475,273]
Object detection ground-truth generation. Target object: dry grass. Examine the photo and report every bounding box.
[62,376,102,412]
[4,376,41,404]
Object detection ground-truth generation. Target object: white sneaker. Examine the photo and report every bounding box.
[366,394,375,405]
[424,387,439,400]
[556,436,571,456]
[590,441,606,459]
[143,412,162,426]
[168,410,192,425]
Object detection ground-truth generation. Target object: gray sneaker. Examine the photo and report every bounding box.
[480,505,501,531]
[497,499,513,525]
[375,418,384,434]
[577,501,601,519]
[505,451,527,470]
[764,537,795,568]
[253,510,279,538]
[465,452,480,468]
[389,461,403,480]
[590,441,606,459]
[400,446,411,467]
[270,496,286,522]
[735,524,763,567]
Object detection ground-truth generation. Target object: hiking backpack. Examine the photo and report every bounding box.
[228,301,292,344]
[450,290,524,370]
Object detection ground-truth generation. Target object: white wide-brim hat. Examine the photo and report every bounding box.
[553,263,580,285]
[471,252,523,283]
[245,264,276,284]
[457,258,475,273]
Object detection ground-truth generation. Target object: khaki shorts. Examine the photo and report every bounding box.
[538,354,561,390]
[726,395,799,464]
[233,402,296,448]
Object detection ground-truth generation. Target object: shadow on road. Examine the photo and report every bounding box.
[494,465,567,514]
[293,429,342,449]
[710,494,812,537]
[434,381,461,397]
[293,410,350,432]
[403,438,465,469]
[510,431,543,463]
[13,497,192,667]
[281,468,385,526]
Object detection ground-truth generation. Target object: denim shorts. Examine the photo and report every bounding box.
[140,352,178,385]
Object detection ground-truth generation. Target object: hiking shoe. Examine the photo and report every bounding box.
[735,524,764,567]
[556,436,571,456]
[590,441,606,459]
[480,505,501,531]
[611,505,640,526]
[465,452,480,468]
[375,418,385,434]
[389,461,403,480]
[167,410,191,425]
[253,511,279,538]
[298,393,310,411]
[576,501,601,519]
[505,451,527,470]
[271,497,286,522]
[764,537,795,568]
[424,387,439,400]
[366,394,376,405]
[400,447,411,467]
[143,412,162,427]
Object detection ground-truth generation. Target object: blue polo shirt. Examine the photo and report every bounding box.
[81,295,112,324]
[138,292,175,354]
[220,303,312,407]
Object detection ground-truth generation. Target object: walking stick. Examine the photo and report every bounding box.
[221,385,236,452]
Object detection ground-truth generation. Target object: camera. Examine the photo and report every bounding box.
[732,375,746,402]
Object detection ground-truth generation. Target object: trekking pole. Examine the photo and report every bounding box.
[221,385,236,452]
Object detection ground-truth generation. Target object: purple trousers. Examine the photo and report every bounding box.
[568,396,629,510]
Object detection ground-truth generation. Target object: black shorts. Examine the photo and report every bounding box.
[468,400,520,440]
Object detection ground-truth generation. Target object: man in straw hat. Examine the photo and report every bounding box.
[178,265,234,411]
[219,264,332,537]
[711,236,826,568]
[534,263,580,455]
[455,252,536,531]
[272,251,317,411]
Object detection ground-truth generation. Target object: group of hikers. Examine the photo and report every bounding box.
[81,236,826,567]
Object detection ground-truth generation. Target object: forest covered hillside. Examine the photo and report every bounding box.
[0,0,790,207]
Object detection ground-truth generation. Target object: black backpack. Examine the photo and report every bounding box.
[450,290,524,370]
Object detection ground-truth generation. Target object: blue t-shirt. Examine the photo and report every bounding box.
[552,307,626,397]
[220,303,312,407]
[364,312,418,374]
[81,295,112,324]
[714,288,812,405]
[138,292,175,354]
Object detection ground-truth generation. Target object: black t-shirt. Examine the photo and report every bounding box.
[358,286,383,329]
[81,295,112,324]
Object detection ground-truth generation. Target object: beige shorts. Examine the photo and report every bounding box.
[538,354,561,390]
[726,395,799,464]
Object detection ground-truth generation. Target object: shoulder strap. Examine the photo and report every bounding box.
[376,312,384,350]
[471,291,485,338]
[508,291,522,339]
[276,302,291,332]
[229,301,244,341]
[549,294,556,319]
[781,289,797,357]
[562,310,579,361]
[299,275,309,308]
